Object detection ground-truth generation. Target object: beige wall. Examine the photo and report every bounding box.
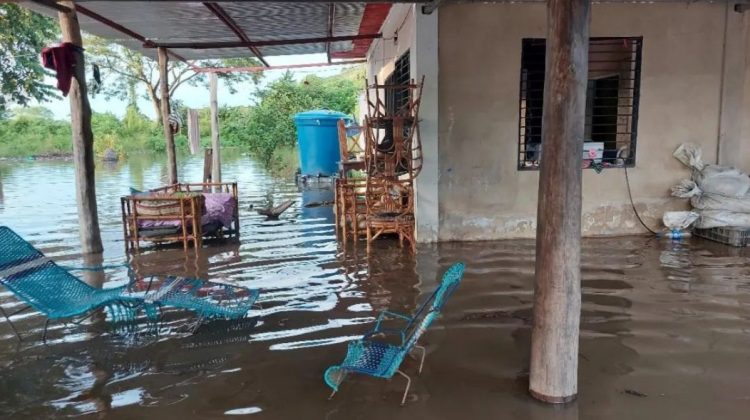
[366,5,414,84]
[438,2,740,240]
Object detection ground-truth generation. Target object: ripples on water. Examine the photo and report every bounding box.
[0,154,749,419]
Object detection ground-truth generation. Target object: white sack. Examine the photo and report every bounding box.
[673,143,750,198]
[695,210,750,229]
[663,211,700,230]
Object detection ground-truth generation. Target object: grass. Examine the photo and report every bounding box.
[268,146,300,178]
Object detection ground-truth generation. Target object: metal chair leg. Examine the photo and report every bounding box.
[413,345,426,374]
[42,318,51,344]
[0,305,22,342]
[326,369,347,400]
[396,370,412,406]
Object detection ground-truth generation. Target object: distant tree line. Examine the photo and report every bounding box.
[0,68,363,173]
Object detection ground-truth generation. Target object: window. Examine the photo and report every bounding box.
[518,37,642,170]
[386,50,411,115]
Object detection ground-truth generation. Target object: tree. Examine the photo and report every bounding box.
[0,4,58,113]
[85,36,264,121]
[246,68,362,166]
[10,106,55,120]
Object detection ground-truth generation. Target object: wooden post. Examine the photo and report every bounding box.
[209,73,221,185]
[158,47,178,185]
[529,0,590,404]
[58,1,103,255]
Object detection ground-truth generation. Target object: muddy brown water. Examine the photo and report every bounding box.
[0,154,749,419]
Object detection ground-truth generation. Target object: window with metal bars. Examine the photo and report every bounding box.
[518,37,642,170]
[386,50,411,115]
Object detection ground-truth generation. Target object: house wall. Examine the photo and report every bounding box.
[366,5,441,242]
[437,2,746,240]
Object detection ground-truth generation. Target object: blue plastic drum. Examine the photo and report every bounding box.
[294,110,352,177]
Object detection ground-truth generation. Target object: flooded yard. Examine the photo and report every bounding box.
[0,154,749,419]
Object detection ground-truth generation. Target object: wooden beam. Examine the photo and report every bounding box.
[55,0,429,2]
[57,0,103,255]
[146,33,382,50]
[209,73,221,185]
[158,47,179,185]
[529,0,590,404]
[203,2,269,66]
[326,3,335,64]
[195,60,367,73]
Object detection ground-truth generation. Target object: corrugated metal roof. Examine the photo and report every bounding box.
[25,1,388,62]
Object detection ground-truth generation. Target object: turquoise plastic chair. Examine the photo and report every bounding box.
[0,226,147,341]
[138,276,261,331]
[324,262,465,405]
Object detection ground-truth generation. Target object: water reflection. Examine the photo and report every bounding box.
[0,155,749,418]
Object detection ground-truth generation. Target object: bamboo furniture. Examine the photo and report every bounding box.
[121,182,239,253]
[364,76,425,181]
[364,177,416,253]
[335,119,368,244]
[335,177,367,244]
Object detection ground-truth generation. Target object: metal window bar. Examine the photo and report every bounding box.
[518,37,643,170]
[385,50,411,115]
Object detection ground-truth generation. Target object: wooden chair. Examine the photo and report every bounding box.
[337,119,366,175]
[365,178,415,253]
[363,76,425,181]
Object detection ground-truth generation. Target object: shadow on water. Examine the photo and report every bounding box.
[1,153,750,418]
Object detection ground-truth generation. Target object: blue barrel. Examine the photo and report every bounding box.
[294,110,352,177]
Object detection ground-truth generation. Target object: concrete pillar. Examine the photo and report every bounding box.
[412,7,440,243]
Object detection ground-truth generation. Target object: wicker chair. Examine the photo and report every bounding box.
[365,178,416,253]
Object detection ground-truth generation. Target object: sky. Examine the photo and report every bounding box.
[37,53,354,120]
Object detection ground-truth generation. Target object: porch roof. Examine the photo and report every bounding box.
[25,1,420,65]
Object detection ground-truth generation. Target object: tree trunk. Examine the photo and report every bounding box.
[158,47,178,185]
[148,87,161,124]
[209,73,221,185]
[57,0,103,255]
[529,0,590,404]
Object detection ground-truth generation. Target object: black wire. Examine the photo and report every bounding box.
[624,165,659,235]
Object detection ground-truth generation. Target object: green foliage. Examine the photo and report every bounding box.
[0,113,71,157]
[10,106,55,120]
[0,106,163,158]
[0,65,364,176]
[0,5,59,113]
[245,69,361,166]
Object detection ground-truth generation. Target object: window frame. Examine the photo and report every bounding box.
[517,36,643,171]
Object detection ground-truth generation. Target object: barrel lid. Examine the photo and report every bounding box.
[294,109,350,121]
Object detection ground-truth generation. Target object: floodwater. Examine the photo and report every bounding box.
[0,153,749,419]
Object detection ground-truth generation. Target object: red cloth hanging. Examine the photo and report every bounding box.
[41,42,78,96]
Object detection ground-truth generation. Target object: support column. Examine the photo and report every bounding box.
[158,47,178,185]
[717,4,750,166]
[58,1,103,254]
[529,0,590,403]
[413,6,439,243]
[209,73,221,185]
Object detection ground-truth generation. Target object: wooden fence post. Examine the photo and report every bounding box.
[529,0,590,404]
[158,47,178,185]
[210,73,221,185]
[57,0,103,254]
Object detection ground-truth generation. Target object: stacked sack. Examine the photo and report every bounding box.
[671,143,750,228]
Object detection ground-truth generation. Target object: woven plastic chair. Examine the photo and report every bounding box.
[0,226,147,342]
[324,262,465,405]
[139,276,260,331]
